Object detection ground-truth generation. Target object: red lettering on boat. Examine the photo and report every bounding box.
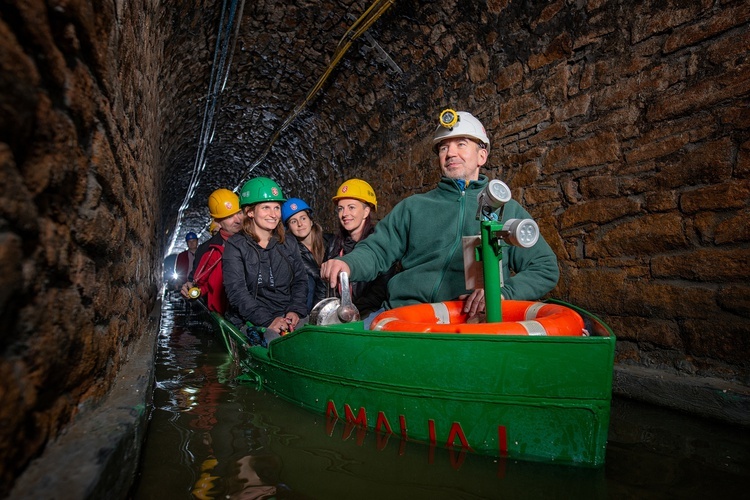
[340,419,367,444]
[341,420,355,441]
[325,414,337,437]
[497,457,507,479]
[446,422,474,452]
[498,425,508,456]
[325,400,485,462]
[355,425,367,446]
[344,404,367,427]
[376,431,390,451]
[325,400,339,419]
[375,411,393,434]
[449,447,468,470]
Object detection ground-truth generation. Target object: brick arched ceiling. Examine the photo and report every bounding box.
[160,0,419,250]
[162,0,394,249]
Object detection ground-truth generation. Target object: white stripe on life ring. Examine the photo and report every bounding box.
[518,320,547,336]
[372,317,399,331]
[430,302,451,324]
[525,302,546,320]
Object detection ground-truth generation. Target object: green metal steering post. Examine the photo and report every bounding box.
[479,219,505,323]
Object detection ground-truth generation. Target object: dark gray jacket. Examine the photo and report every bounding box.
[299,243,328,310]
[223,232,308,327]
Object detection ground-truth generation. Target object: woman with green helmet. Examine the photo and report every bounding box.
[222,177,308,344]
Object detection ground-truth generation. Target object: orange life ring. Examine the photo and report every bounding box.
[370,300,586,336]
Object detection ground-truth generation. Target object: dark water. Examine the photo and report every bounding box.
[131,298,748,499]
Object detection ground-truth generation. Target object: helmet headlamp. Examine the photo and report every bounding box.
[439,108,459,129]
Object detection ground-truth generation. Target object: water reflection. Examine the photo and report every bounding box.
[132,296,749,499]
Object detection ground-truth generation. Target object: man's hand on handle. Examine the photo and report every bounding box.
[320,259,351,290]
[459,288,486,316]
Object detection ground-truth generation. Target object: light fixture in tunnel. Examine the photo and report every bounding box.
[476,179,511,220]
[501,219,540,248]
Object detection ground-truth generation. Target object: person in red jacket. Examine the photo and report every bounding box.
[181,188,244,314]
[174,232,199,289]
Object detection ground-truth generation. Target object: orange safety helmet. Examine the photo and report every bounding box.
[332,178,377,210]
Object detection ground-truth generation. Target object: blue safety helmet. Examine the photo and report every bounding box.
[281,198,312,225]
[185,232,198,241]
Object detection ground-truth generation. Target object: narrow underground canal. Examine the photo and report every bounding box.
[131,296,748,499]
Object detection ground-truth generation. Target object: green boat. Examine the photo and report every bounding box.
[211,301,614,467]
[210,207,616,467]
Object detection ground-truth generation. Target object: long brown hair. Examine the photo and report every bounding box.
[289,210,326,265]
[309,221,326,266]
[242,204,285,244]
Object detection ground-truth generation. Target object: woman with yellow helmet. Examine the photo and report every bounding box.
[324,178,396,316]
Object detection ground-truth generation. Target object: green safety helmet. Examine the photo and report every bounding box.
[239,177,286,206]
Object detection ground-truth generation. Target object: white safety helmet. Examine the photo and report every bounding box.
[432,109,490,154]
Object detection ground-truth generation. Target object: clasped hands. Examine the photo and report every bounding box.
[269,312,300,333]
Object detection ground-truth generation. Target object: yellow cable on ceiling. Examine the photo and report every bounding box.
[235,0,395,188]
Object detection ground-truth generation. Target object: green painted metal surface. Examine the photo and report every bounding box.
[210,304,616,467]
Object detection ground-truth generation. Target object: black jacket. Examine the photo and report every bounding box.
[223,232,308,327]
[325,229,396,316]
[299,243,328,309]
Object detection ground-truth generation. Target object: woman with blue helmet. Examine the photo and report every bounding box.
[281,198,331,310]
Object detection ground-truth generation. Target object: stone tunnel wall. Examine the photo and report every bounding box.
[0,0,163,491]
[308,0,749,391]
[0,0,748,493]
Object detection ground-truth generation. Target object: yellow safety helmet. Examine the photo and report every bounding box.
[208,221,220,234]
[332,178,377,210]
[208,188,241,219]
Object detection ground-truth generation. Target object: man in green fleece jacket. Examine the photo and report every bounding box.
[321,110,559,320]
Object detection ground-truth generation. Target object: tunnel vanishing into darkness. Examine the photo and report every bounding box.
[1,0,749,495]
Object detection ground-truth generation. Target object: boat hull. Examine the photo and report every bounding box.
[212,304,615,467]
